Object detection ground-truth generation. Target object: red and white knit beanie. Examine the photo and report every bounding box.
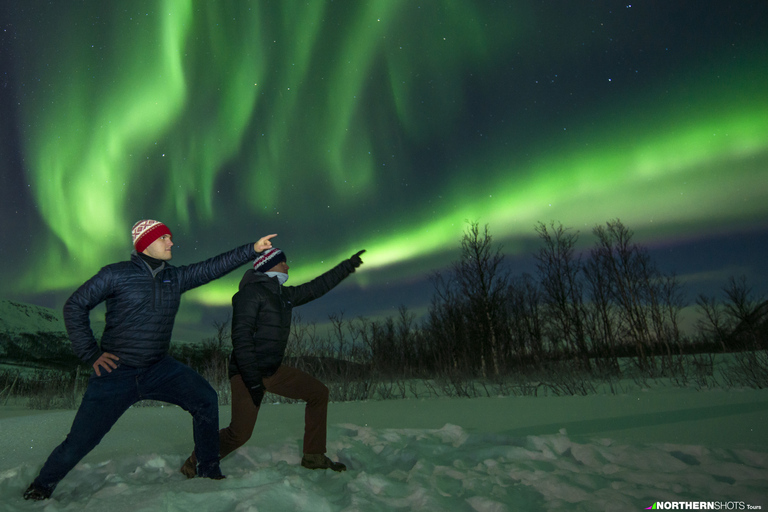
[253,248,286,272]
[131,220,172,253]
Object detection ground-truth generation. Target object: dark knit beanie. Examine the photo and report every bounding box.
[253,248,286,272]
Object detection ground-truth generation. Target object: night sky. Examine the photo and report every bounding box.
[2,1,767,342]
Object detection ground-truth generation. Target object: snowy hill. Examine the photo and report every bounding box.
[0,300,74,369]
[0,300,66,335]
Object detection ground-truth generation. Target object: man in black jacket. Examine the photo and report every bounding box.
[23,220,277,501]
[181,247,365,476]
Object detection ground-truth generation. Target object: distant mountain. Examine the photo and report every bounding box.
[0,300,66,335]
[0,300,77,369]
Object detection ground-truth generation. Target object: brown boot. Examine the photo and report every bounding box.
[301,453,346,472]
[180,456,196,479]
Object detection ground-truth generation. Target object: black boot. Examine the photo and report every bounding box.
[197,460,226,480]
[23,483,54,501]
[301,454,347,472]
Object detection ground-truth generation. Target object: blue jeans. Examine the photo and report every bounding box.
[32,356,220,491]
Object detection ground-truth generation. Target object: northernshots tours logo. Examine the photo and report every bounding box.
[646,502,761,510]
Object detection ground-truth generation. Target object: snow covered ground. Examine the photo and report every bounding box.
[1,387,767,511]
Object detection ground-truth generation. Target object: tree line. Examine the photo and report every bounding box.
[2,219,766,408]
[179,219,768,402]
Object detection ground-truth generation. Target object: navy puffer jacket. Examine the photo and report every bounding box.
[229,259,355,390]
[64,243,256,368]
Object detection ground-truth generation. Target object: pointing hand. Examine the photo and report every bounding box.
[350,250,366,268]
[254,234,278,253]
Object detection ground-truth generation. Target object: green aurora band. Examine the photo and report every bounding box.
[8,1,768,308]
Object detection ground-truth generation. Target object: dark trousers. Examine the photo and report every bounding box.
[33,356,220,491]
[188,365,329,466]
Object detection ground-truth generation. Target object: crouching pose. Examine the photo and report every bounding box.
[181,247,365,476]
[23,219,276,501]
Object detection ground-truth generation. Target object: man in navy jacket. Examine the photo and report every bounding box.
[24,219,276,501]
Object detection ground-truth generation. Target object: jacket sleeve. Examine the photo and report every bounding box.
[288,258,355,307]
[63,267,114,367]
[178,243,257,293]
[230,285,264,390]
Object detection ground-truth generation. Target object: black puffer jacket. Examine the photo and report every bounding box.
[229,259,355,390]
[64,243,257,368]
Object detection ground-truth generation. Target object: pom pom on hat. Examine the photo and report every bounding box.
[132,220,172,253]
[253,248,286,272]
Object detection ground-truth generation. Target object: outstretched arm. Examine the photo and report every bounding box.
[288,249,366,307]
[179,234,279,293]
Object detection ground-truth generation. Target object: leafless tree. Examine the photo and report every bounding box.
[587,220,684,373]
[534,221,589,369]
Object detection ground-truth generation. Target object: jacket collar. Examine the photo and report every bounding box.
[131,250,166,277]
[239,269,281,292]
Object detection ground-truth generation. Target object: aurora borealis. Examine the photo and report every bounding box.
[2,1,767,339]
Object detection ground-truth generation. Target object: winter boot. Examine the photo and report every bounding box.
[301,453,347,472]
[23,483,54,501]
[180,456,196,479]
[197,460,226,480]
